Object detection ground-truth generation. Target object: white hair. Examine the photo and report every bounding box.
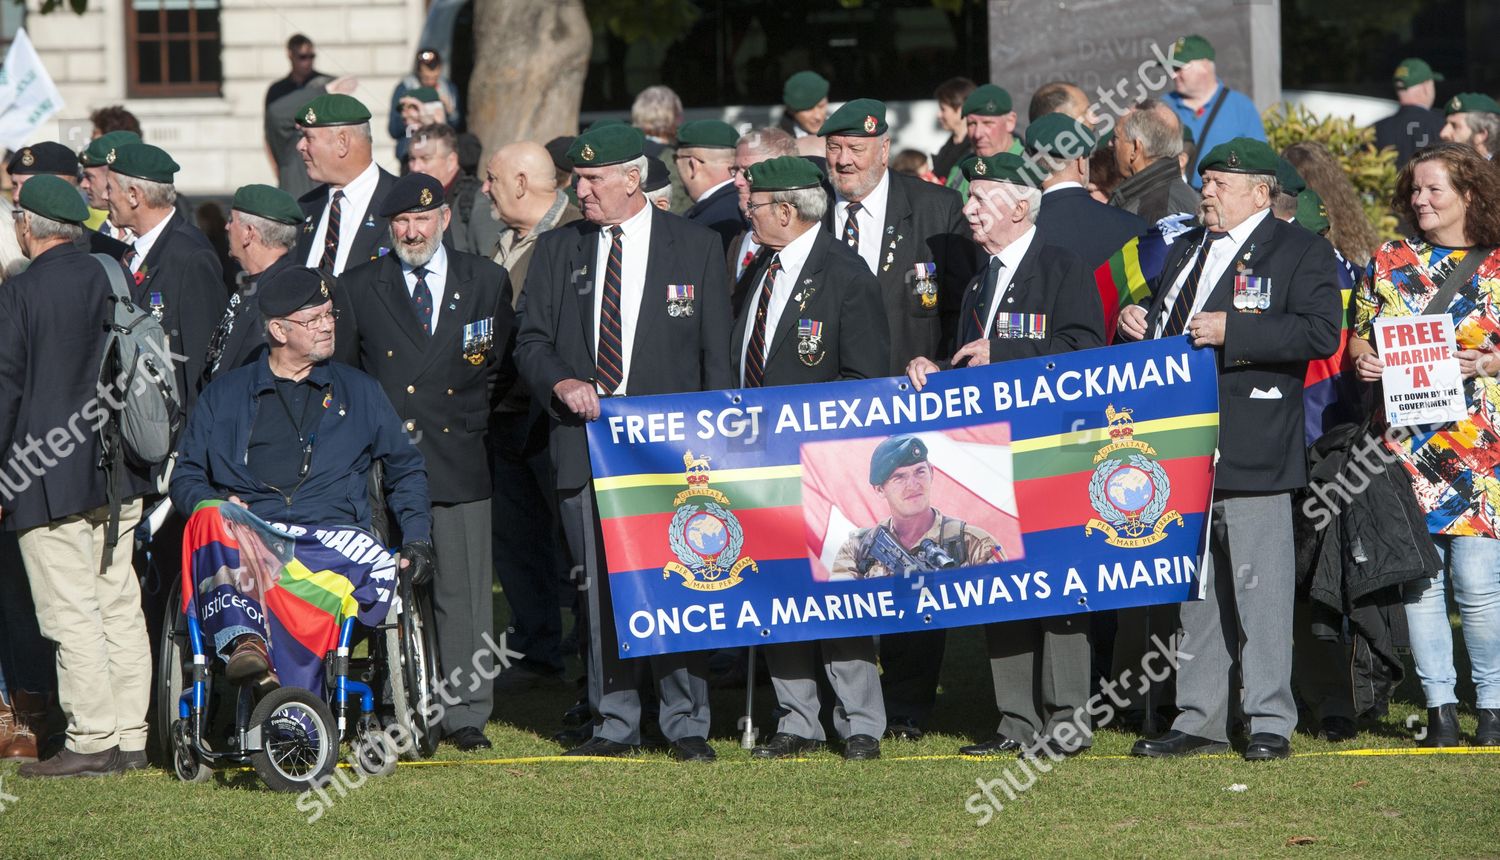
[236,211,298,250]
[115,173,176,208]
[23,210,83,243]
[773,186,828,223]
[620,155,649,187]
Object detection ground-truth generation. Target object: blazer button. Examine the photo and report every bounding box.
[386,350,394,358]
[404,419,415,431]
[442,427,449,433]
[446,388,454,395]
[406,385,415,394]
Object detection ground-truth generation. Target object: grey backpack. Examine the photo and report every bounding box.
[94,253,182,466]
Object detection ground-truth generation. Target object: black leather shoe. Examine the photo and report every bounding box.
[1317,716,1358,743]
[563,736,635,757]
[1023,737,1088,760]
[750,732,821,759]
[842,734,881,761]
[551,725,590,747]
[885,717,924,741]
[1130,730,1228,758]
[1477,708,1500,746]
[1422,703,1461,748]
[445,726,493,752]
[668,736,716,762]
[1243,732,1291,761]
[959,735,1023,756]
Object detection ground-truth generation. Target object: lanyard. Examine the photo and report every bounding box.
[272,379,325,479]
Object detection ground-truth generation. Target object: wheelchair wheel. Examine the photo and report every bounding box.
[152,578,189,767]
[384,579,441,760]
[248,687,338,793]
[171,717,212,783]
[351,728,399,778]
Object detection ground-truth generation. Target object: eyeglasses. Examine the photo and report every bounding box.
[744,200,781,214]
[279,309,339,330]
[728,166,745,177]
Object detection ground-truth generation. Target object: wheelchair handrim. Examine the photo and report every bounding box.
[264,703,330,781]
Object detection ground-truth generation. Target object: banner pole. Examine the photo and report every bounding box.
[740,645,757,749]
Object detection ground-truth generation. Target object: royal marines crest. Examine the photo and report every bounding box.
[418,188,433,207]
[1226,150,1240,168]
[303,107,317,124]
[1084,405,1183,548]
[580,143,596,162]
[974,158,987,176]
[663,452,757,591]
[863,115,878,134]
[1450,96,1462,112]
[106,148,118,164]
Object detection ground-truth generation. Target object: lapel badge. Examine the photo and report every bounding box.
[303,217,314,233]
[797,318,826,366]
[667,283,695,317]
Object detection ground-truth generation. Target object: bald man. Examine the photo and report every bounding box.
[1027,81,1101,126]
[482,140,583,691]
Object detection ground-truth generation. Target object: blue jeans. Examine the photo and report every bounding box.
[1404,535,1500,709]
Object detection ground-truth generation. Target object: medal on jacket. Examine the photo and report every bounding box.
[149,290,165,321]
[995,313,1047,340]
[667,283,695,317]
[797,319,825,366]
[913,262,938,309]
[1233,271,1271,312]
[462,317,493,365]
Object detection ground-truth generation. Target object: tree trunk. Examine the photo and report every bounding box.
[468,0,592,155]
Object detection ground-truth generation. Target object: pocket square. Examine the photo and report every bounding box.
[1249,386,1282,400]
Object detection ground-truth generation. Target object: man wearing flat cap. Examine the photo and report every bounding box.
[675,119,744,254]
[779,71,830,157]
[734,155,889,762]
[819,96,976,737]
[945,83,1022,197]
[907,152,1105,759]
[333,171,515,752]
[0,175,155,778]
[1439,92,1500,160]
[514,122,732,762]
[294,93,397,277]
[1372,58,1446,169]
[1119,137,1342,762]
[7,140,131,260]
[105,141,225,413]
[207,184,304,381]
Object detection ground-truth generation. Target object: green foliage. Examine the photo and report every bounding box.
[1263,102,1402,240]
[584,0,701,46]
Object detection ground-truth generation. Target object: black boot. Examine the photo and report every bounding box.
[1476,709,1500,746]
[1421,704,1460,748]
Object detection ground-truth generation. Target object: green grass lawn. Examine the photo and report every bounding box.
[3,611,1498,858]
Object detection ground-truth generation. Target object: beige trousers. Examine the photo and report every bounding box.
[17,499,150,754]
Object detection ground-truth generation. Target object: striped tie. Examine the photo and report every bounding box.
[319,190,344,274]
[743,254,782,388]
[596,225,626,394]
[411,266,433,336]
[1161,233,1222,338]
[843,202,861,252]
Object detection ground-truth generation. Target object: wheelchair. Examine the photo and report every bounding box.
[153,551,443,793]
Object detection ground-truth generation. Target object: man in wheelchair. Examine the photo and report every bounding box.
[170,266,435,691]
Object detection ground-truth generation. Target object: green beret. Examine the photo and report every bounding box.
[676,119,740,150]
[79,131,142,167]
[818,98,888,137]
[963,152,1041,187]
[1197,137,1277,176]
[962,84,1013,118]
[1023,112,1096,161]
[1393,58,1443,88]
[109,143,179,184]
[1294,189,1329,235]
[401,86,440,103]
[17,174,88,224]
[1168,34,1214,65]
[259,267,333,318]
[568,124,645,168]
[1445,92,1500,117]
[296,93,372,128]
[746,155,823,192]
[231,184,302,225]
[870,435,928,486]
[1276,158,1306,196]
[8,142,78,177]
[782,71,829,112]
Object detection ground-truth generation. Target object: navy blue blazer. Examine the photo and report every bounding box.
[684,181,745,257]
[1033,185,1149,271]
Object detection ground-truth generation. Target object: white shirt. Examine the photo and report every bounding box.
[979,226,1037,339]
[734,231,761,279]
[833,169,891,275]
[591,201,654,395]
[127,211,174,273]
[738,224,820,385]
[1152,208,1271,338]
[401,243,448,333]
[1041,180,1085,197]
[695,177,734,205]
[304,160,380,276]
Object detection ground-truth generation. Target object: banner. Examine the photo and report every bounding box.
[0,29,64,150]
[181,501,395,693]
[587,339,1219,657]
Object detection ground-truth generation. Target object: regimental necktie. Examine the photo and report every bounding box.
[743,254,782,388]
[596,225,626,394]
[843,202,862,252]
[319,190,344,273]
[1161,233,1222,338]
[965,256,1003,343]
[122,244,138,273]
[411,266,433,336]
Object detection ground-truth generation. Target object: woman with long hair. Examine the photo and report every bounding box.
[1349,142,1500,747]
[1282,141,1382,269]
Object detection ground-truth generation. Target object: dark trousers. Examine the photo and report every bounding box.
[879,628,945,725]
[558,488,709,745]
[489,411,565,674]
[0,531,55,695]
[432,499,496,733]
